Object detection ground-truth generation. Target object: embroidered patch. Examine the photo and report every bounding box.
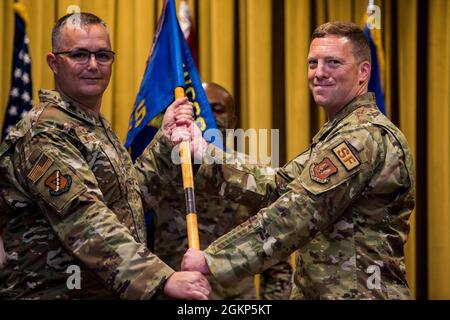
[310,157,338,184]
[45,170,72,196]
[332,141,360,171]
[27,154,54,183]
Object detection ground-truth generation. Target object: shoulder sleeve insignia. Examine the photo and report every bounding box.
[309,157,338,184]
[332,141,360,171]
[45,170,72,196]
[27,154,54,183]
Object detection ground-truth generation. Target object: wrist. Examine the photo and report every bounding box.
[193,138,208,164]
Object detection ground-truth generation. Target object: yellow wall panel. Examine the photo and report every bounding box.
[397,0,417,297]
[245,0,272,131]
[198,0,212,81]
[210,0,234,95]
[427,0,450,300]
[285,0,311,159]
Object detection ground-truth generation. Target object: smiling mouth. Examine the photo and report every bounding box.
[314,83,334,87]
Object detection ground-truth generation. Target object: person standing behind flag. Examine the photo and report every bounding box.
[0,12,211,300]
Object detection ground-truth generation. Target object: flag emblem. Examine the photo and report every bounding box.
[27,154,54,183]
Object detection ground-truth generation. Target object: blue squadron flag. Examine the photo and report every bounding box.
[125,0,219,161]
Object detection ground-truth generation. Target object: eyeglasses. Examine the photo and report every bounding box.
[53,49,115,65]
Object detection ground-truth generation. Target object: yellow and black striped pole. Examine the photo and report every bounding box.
[175,87,200,249]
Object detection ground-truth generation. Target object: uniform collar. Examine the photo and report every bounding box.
[38,89,102,126]
[312,92,376,144]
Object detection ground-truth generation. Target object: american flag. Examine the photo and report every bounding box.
[2,3,32,140]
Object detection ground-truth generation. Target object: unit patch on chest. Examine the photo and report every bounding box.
[45,170,72,196]
[310,157,338,184]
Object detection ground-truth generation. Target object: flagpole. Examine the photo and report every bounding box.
[175,87,200,250]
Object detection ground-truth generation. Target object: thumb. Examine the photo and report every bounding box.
[171,97,189,109]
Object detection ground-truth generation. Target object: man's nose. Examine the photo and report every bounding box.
[87,53,99,70]
[315,61,328,79]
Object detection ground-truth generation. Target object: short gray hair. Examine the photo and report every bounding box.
[52,12,107,51]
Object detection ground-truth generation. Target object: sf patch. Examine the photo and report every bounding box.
[333,141,360,171]
[45,170,72,196]
[310,157,338,184]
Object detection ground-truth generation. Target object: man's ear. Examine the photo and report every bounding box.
[359,61,371,85]
[46,52,58,74]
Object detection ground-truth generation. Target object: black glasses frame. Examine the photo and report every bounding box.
[53,49,116,64]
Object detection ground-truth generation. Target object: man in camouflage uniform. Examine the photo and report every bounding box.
[0,12,211,299]
[181,22,415,299]
[152,82,292,299]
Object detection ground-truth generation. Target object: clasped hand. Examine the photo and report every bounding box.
[162,97,208,162]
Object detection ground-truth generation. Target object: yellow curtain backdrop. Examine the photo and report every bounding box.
[428,0,450,300]
[1,0,449,299]
[396,0,418,297]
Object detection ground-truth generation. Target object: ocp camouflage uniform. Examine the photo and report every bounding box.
[0,89,177,299]
[152,184,292,299]
[195,93,415,299]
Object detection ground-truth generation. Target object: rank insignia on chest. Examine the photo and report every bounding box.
[332,141,360,171]
[45,170,72,196]
[310,157,338,184]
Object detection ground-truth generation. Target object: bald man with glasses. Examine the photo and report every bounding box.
[0,12,211,300]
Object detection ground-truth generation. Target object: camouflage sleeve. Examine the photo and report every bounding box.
[0,235,5,268]
[259,258,292,300]
[203,126,384,286]
[230,196,293,299]
[195,146,286,211]
[133,130,182,212]
[18,130,174,299]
